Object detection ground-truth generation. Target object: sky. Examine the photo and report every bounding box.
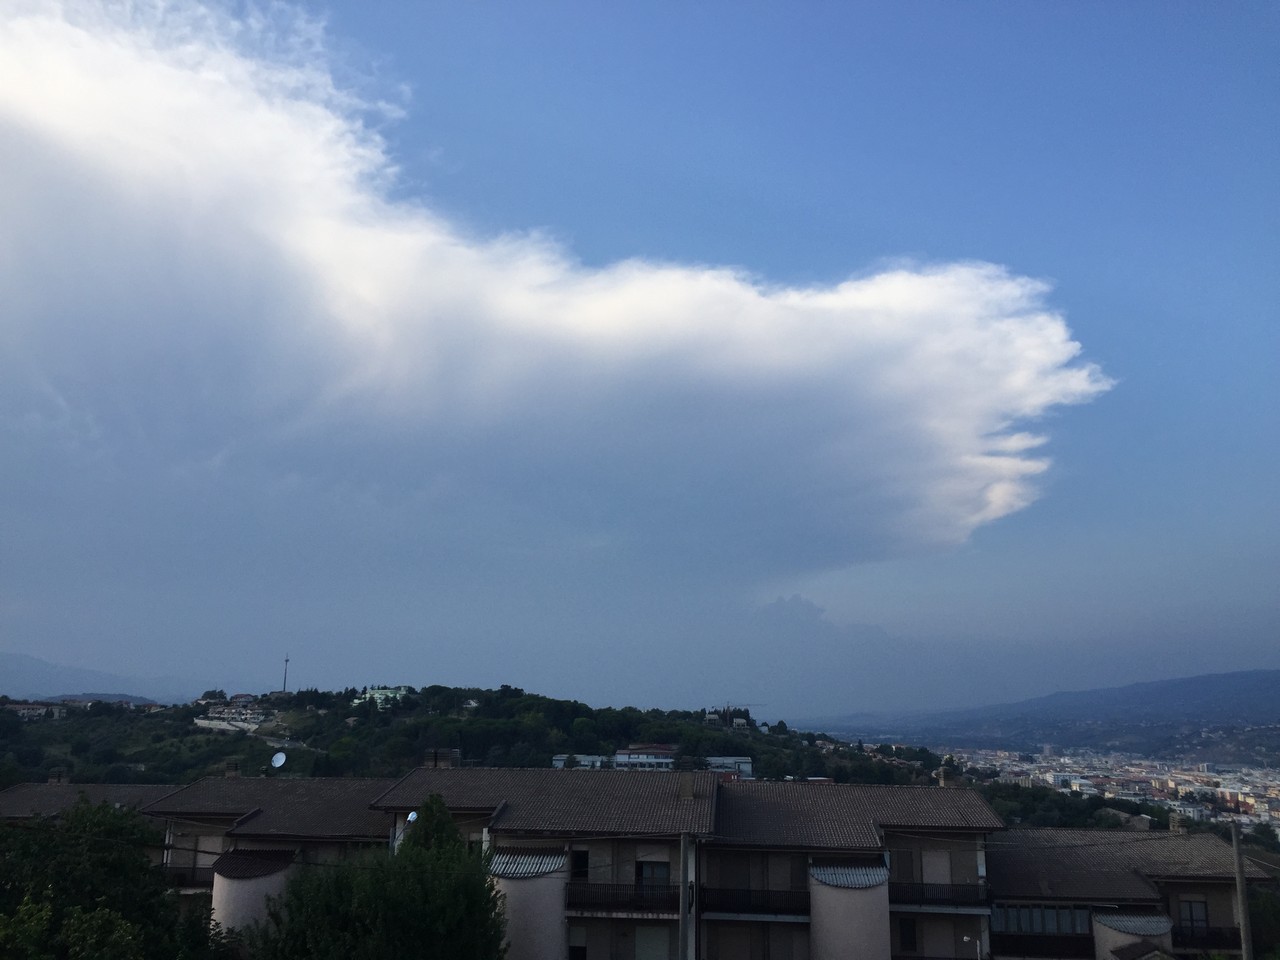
[1,1,1276,717]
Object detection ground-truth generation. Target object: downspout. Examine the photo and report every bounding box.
[679,832,694,960]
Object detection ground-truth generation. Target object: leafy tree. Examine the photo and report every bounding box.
[199,690,227,701]
[1250,821,1280,853]
[0,798,233,960]
[247,795,505,960]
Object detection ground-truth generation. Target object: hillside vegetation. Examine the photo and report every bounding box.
[1,685,943,788]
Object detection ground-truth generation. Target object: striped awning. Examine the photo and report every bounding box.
[489,847,566,879]
[1093,912,1174,936]
[809,864,890,889]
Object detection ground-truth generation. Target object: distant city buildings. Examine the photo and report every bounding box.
[350,685,413,709]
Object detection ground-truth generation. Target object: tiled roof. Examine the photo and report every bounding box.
[1094,913,1173,936]
[143,777,396,840]
[372,768,718,837]
[715,782,1004,849]
[0,783,179,819]
[987,828,1268,902]
[213,849,296,880]
[810,864,890,889]
[489,847,567,879]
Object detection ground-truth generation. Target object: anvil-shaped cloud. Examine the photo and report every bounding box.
[0,1,1110,641]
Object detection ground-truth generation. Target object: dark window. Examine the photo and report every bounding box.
[1179,899,1208,932]
[570,850,589,881]
[635,861,670,885]
[568,949,586,960]
[899,917,918,952]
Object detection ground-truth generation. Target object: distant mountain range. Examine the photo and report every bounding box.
[0,651,208,704]
[799,669,1280,750]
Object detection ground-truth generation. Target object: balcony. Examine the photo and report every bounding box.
[701,887,811,916]
[164,865,214,888]
[889,881,989,907]
[1172,926,1241,950]
[565,882,680,914]
[989,933,1092,958]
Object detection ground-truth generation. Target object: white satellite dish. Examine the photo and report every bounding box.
[270,752,287,769]
[406,811,419,823]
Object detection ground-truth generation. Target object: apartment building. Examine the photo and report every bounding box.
[4,770,1265,960]
[986,827,1268,960]
[369,769,1005,960]
[140,775,396,929]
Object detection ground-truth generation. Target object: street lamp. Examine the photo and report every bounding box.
[962,934,981,959]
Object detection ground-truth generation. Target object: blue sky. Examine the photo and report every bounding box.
[0,1,1275,715]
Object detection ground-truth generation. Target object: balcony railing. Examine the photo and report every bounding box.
[1172,926,1241,950]
[889,881,988,906]
[989,933,1093,958]
[565,882,680,913]
[700,887,810,915]
[164,865,215,887]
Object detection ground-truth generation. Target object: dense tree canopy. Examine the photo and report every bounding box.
[246,795,505,960]
[0,799,232,960]
[1,685,946,787]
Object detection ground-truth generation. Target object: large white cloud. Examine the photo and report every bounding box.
[0,0,1111,601]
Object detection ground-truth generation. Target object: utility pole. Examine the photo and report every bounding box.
[281,653,290,694]
[1231,819,1254,960]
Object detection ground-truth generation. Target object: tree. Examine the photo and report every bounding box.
[247,795,505,960]
[1250,821,1280,852]
[199,690,227,701]
[0,798,233,960]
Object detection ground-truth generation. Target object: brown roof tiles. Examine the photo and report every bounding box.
[987,827,1268,902]
[143,777,396,840]
[372,768,719,837]
[715,782,1005,850]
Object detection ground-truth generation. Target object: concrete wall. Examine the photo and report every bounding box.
[703,921,810,960]
[1165,881,1237,928]
[885,833,981,884]
[704,850,808,891]
[1092,922,1172,960]
[210,868,293,931]
[497,868,568,960]
[575,919,677,960]
[809,878,890,960]
[590,839,678,883]
[167,822,230,870]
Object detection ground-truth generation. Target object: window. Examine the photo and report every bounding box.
[635,861,670,885]
[568,924,586,960]
[570,849,589,882]
[1179,899,1208,932]
[898,917,918,952]
[992,903,1092,935]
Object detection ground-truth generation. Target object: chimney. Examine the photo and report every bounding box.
[48,768,66,784]
[1169,812,1187,834]
[678,771,695,801]
[225,759,241,779]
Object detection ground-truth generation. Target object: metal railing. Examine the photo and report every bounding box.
[888,881,988,906]
[700,887,810,915]
[164,865,215,887]
[1172,925,1241,950]
[988,933,1093,958]
[565,882,680,913]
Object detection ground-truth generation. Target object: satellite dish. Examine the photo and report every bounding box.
[406,811,419,823]
[270,752,287,769]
